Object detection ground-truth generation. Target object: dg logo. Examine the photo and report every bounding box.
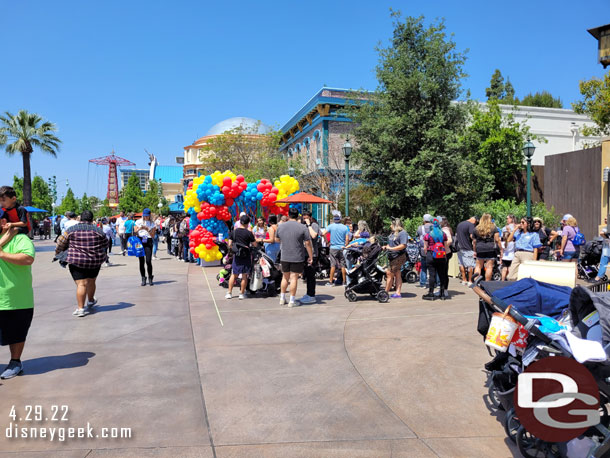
[514,356,601,442]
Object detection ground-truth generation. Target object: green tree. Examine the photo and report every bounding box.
[504,79,516,104]
[95,199,113,218]
[142,180,165,213]
[59,188,78,214]
[460,99,542,199]
[486,69,505,100]
[79,193,92,213]
[347,13,492,223]
[12,175,23,202]
[0,110,61,206]
[119,173,144,212]
[519,91,563,108]
[472,198,560,229]
[31,176,52,213]
[573,72,610,138]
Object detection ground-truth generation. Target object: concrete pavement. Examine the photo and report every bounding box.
[0,240,519,457]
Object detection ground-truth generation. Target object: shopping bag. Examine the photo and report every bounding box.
[127,236,145,257]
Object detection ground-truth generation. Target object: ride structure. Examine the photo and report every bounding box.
[89,152,135,208]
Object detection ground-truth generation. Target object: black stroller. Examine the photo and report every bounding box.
[344,243,389,303]
[579,238,605,281]
[247,245,282,297]
[401,241,420,284]
[316,246,331,279]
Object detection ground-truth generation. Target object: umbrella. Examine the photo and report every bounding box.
[275,192,332,204]
[24,206,49,213]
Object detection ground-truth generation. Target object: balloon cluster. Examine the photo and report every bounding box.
[189,226,223,261]
[183,169,300,256]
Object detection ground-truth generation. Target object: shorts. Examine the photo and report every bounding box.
[0,308,34,345]
[69,264,101,281]
[501,259,512,269]
[458,250,475,269]
[562,251,578,260]
[232,257,252,275]
[476,251,497,261]
[281,261,305,274]
[389,253,407,273]
[329,248,345,268]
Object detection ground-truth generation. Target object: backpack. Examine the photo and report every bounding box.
[127,236,145,257]
[572,228,586,247]
[431,241,446,259]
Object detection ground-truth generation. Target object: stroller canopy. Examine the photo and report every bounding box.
[491,278,572,319]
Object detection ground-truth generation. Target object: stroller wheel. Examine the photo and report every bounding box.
[503,408,520,443]
[516,426,558,458]
[377,290,389,303]
[492,271,502,282]
[488,384,503,410]
[345,290,358,302]
[405,271,418,284]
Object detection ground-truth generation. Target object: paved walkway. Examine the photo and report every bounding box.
[0,240,519,457]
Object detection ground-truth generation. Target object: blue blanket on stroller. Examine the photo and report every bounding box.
[491,278,571,319]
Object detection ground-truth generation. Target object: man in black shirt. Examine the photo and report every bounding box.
[456,216,477,286]
[225,214,256,300]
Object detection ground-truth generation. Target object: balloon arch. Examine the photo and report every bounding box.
[183,170,299,262]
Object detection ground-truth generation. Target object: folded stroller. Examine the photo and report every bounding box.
[579,238,605,281]
[344,243,389,303]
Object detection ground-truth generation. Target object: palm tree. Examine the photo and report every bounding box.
[0,110,61,206]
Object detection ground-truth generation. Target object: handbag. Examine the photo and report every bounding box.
[572,229,586,247]
[127,236,145,257]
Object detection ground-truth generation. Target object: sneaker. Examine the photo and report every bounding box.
[225,293,232,299]
[299,295,316,304]
[1,360,23,379]
[153,256,159,260]
[77,308,87,317]
[279,296,287,306]
[422,293,436,301]
[460,281,466,286]
[105,261,112,267]
[288,300,301,307]
[391,293,401,299]
[324,282,335,287]
[87,297,97,310]
[72,308,80,316]
[122,250,126,256]
[466,282,473,287]
[239,294,245,300]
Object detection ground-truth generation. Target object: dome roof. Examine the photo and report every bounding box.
[206,117,271,136]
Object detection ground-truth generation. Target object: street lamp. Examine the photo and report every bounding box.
[343,137,352,216]
[288,166,295,177]
[523,140,536,217]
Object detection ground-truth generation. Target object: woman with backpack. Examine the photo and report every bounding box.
[383,218,408,299]
[472,213,502,281]
[558,216,583,262]
[422,218,450,300]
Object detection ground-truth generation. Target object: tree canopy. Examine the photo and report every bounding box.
[573,71,610,138]
[519,91,563,108]
[59,188,78,214]
[119,173,144,213]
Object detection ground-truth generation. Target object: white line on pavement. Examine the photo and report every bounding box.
[201,266,224,327]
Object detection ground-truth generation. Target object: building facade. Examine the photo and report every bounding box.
[119,168,149,192]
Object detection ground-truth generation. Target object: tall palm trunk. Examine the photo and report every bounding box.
[21,145,32,206]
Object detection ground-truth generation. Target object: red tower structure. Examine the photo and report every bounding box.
[89,152,136,208]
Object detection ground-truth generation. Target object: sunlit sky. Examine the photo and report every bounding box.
[1,0,608,200]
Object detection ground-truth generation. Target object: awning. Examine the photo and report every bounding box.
[24,206,49,213]
[275,192,332,204]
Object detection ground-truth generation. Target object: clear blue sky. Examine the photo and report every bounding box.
[1,0,608,201]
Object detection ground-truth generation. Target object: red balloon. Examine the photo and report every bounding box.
[225,198,234,207]
[271,187,279,194]
[209,206,217,216]
[223,177,232,187]
[257,183,265,192]
[236,175,245,182]
[269,193,277,200]
[222,186,230,194]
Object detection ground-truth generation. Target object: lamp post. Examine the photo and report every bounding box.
[523,140,536,218]
[288,166,295,177]
[343,137,352,216]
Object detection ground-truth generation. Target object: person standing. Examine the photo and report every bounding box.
[456,216,477,286]
[264,215,280,263]
[152,214,161,260]
[225,214,256,300]
[416,214,433,288]
[300,211,320,304]
[325,212,349,286]
[55,210,108,317]
[276,208,313,307]
[135,208,156,286]
[472,213,502,281]
[101,218,113,266]
[123,213,135,257]
[558,216,581,262]
[384,218,408,298]
[533,217,557,261]
[0,210,35,379]
[422,218,450,300]
[117,211,128,255]
[594,218,610,282]
[42,217,51,240]
[53,215,62,242]
[507,217,541,280]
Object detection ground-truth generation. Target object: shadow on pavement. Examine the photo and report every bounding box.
[92,302,135,313]
[22,352,96,375]
[149,280,176,285]
[34,245,57,253]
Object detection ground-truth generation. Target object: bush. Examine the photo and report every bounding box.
[471,199,561,229]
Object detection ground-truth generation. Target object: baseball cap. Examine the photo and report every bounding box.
[423,214,432,222]
[142,208,151,216]
[239,211,246,217]
[562,214,572,221]
[65,211,76,218]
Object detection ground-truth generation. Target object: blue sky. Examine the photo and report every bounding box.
[1,0,608,201]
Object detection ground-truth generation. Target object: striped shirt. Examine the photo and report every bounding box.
[55,223,108,269]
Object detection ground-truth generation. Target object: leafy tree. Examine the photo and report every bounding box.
[504,79,516,104]
[486,69,505,100]
[472,198,560,230]
[0,110,61,206]
[573,72,610,138]
[460,99,542,199]
[95,199,113,218]
[519,91,563,108]
[198,123,286,181]
[347,13,493,224]
[79,193,92,213]
[12,175,23,202]
[59,188,78,214]
[119,173,144,212]
[31,176,52,213]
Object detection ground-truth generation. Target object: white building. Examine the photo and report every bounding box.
[500,105,601,166]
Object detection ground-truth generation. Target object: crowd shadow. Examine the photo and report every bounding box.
[21,352,96,376]
[92,302,135,313]
[150,280,176,285]
[34,245,57,253]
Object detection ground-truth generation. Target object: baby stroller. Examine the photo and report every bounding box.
[316,246,331,279]
[401,241,420,284]
[344,243,389,303]
[579,238,605,281]
[215,240,232,288]
[473,277,610,457]
[247,245,282,297]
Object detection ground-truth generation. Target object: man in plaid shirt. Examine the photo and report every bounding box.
[55,210,108,317]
